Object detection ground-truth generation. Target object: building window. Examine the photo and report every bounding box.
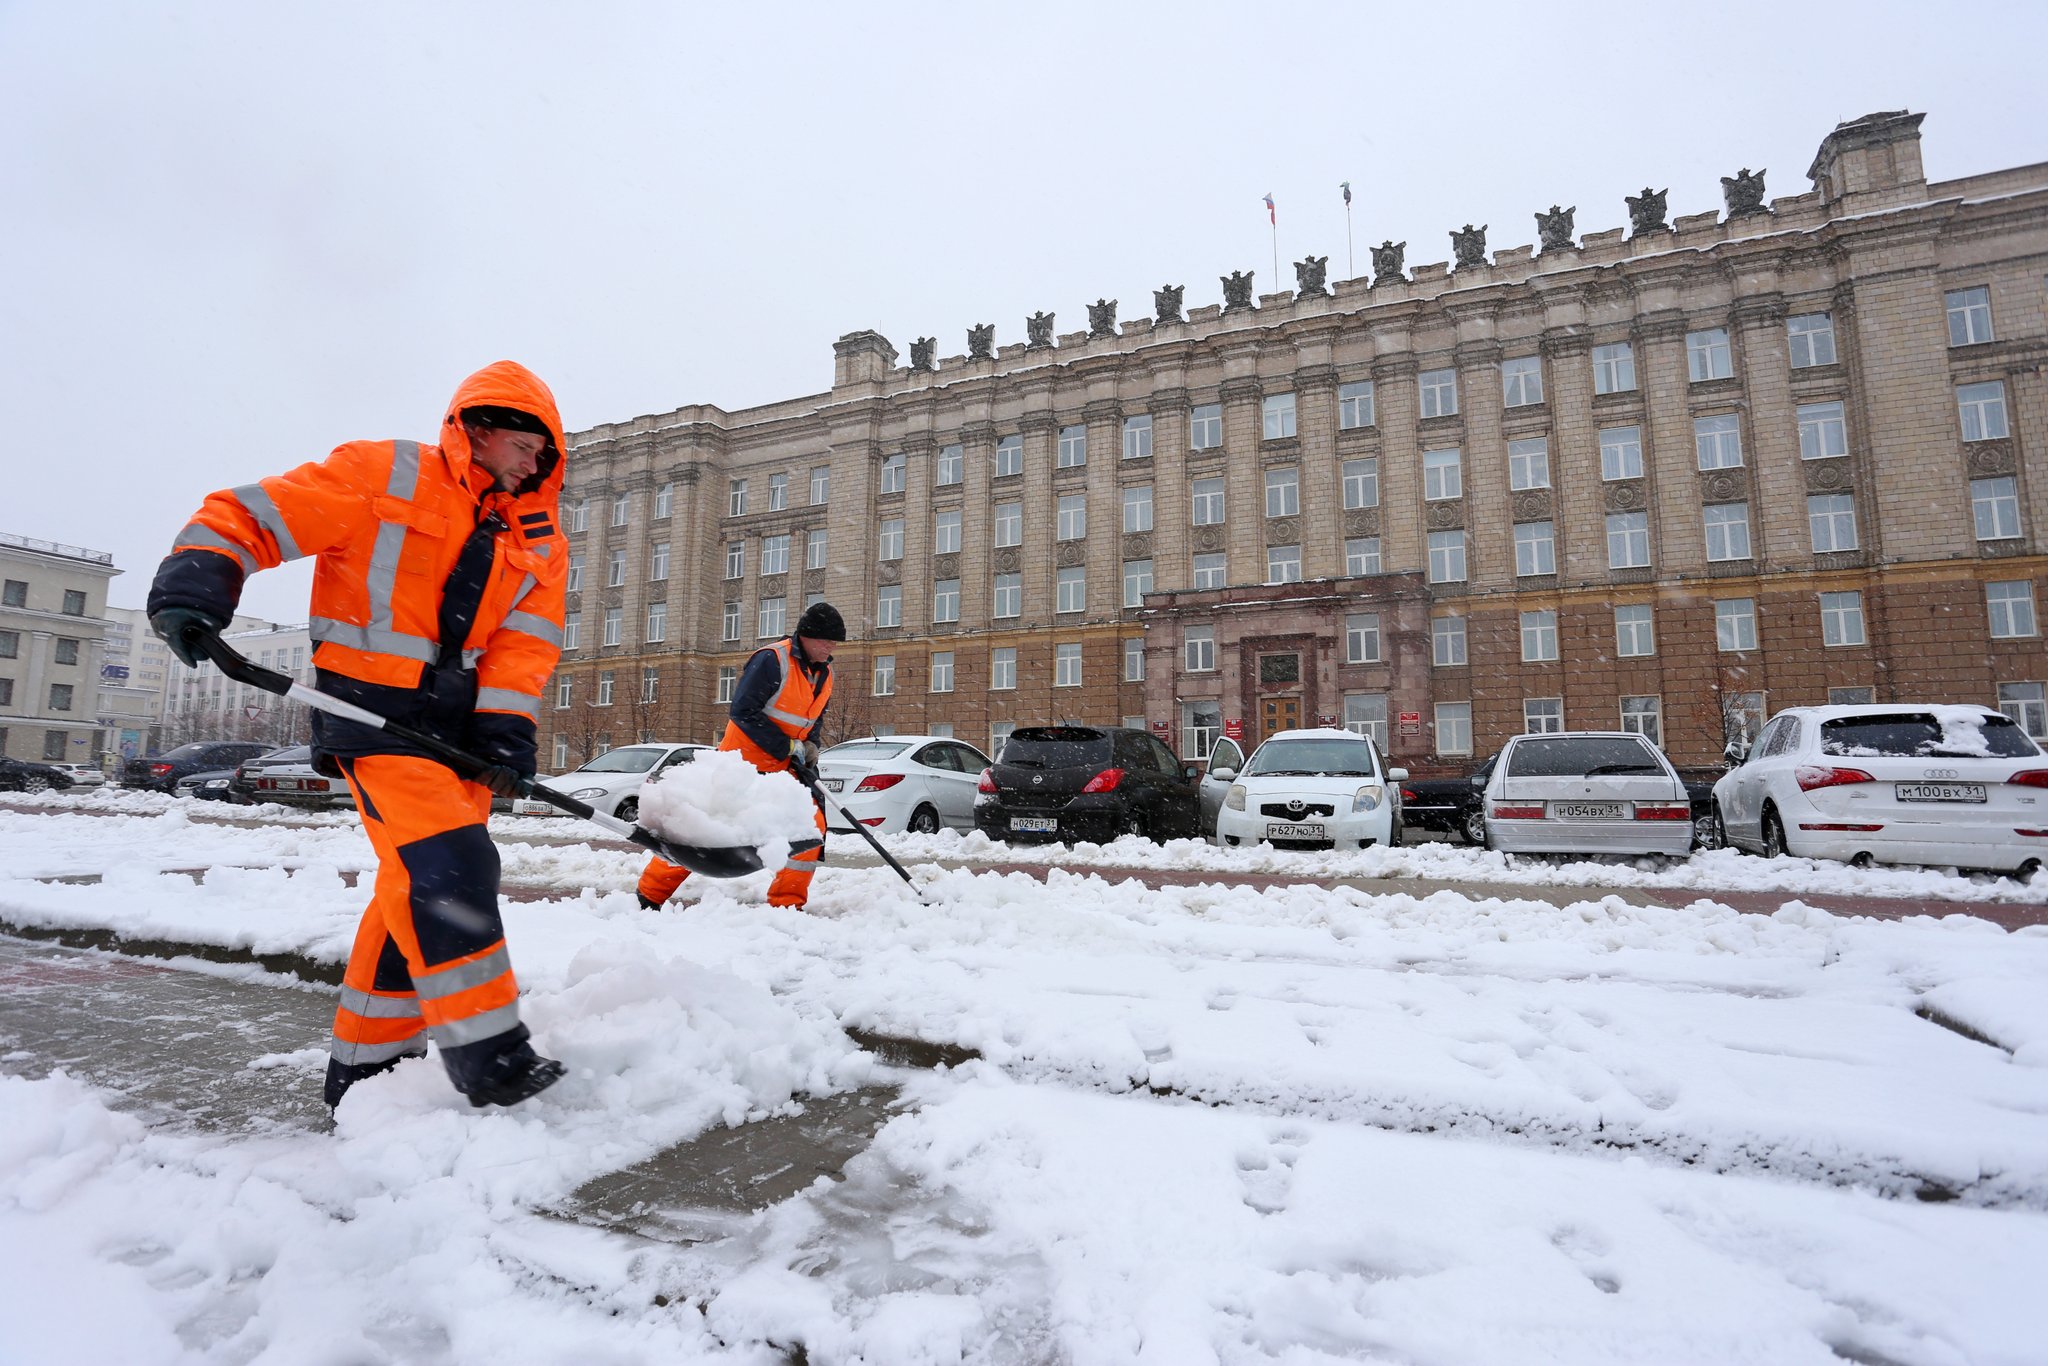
[1341,457,1378,509]
[994,434,1023,477]
[1192,552,1227,590]
[1705,503,1752,561]
[1514,521,1556,576]
[1620,697,1662,747]
[1987,581,2038,639]
[757,597,785,639]
[655,482,674,518]
[640,666,660,703]
[1343,693,1388,748]
[1428,530,1466,583]
[1695,414,1743,469]
[1820,591,1866,646]
[880,452,907,494]
[605,548,625,587]
[554,677,573,710]
[553,735,570,768]
[603,607,623,646]
[994,502,1022,547]
[1508,437,1549,491]
[806,590,824,610]
[1055,643,1082,687]
[937,444,964,486]
[988,720,1015,758]
[1345,612,1381,664]
[933,578,961,623]
[1418,368,1458,418]
[1599,425,1643,481]
[1182,700,1222,760]
[1262,392,1297,440]
[1499,355,1544,408]
[1189,404,1223,450]
[1191,478,1226,526]
[934,510,962,555]
[721,601,740,641]
[1423,448,1463,501]
[645,601,667,643]
[1716,598,1758,651]
[1,580,26,608]
[611,492,630,527]
[1264,466,1299,517]
[1797,401,1848,459]
[1435,702,1472,755]
[567,554,584,592]
[1687,328,1733,381]
[994,573,1021,618]
[1973,476,2021,540]
[1057,494,1087,541]
[1592,342,1636,394]
[879,518,905,561]
[1344,537,1381,576]
[1265,544,1302,585]
[48,682,73,712]
[650,542,670,581]
[1516,609,1555,662]
[1124,637,1146,681]
[930,651,955,693]
[1606,511,1650,569]
[1432,615,1467,666]
[53,638,79,666]
[565,499,587,533]
[806,529,828,570]
[1615,603,1656,656]
[715,666,736,704]
[991,647,1017,690]
[1123,484,1154,533]
[761,534,790,576]
[1808,494,1859,553]
[1788,312,1836,368]
[1057,566,1086,614]
[1338,380,1375,429]
[1524,697,1564,734]
[593,734,614,757]
[1957,381,2011,441]
[41,729,67,760]
[876,584,902,628]
[725,542,744,579]
[873,655,896,696]
[728,478,748,517]
[811,465,831,504]
[768,473,789,511]
[1185,626,1216,671]
[564,612,582,650]
[1946,287,1993,347]
[1122,414,1152,460]
[595,671,614,706]
[1057,424,1087,469]
[1122,559,1153,607]
[1998,682,2047,738]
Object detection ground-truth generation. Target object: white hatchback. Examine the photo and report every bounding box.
[1483,732,1694,857]
[1211,727,1406,851]
[1712,704,2048,873]
[513,743,709,820]
[817,736,992,835]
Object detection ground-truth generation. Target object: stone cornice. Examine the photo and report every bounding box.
[1218,376,1265,404]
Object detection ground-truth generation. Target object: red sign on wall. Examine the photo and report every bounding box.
[1397,710,1422,736]
[1151,720,1170,733]
[1223,718,1244,741]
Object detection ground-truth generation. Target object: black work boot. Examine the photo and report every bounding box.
[636,892,661,910]
[440,1024,566,1109]
[324,1048,426,1109]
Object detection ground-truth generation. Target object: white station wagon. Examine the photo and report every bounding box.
[1482,731,1695,857]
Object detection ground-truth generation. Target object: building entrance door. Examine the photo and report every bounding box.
[1257,652,1302,745]
[1260,693,1300,744]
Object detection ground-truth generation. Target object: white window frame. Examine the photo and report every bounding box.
[879,452,907,494]
[601,606,622,646]
[991,646,1017,690]
[655,482,674,518]
[1264,465,1300,517]
[1687,328,1733,381]
[1265,544,1302,585]
[1946,287,1993,347]
[1122,558,1153,608]
[1431,615,1466,667]
[1788,312,1836,368]
[768,473,788,511]
[1620,696,1662,747]
[1345,537,1381,576]
[1514,521,1555,576]
[875,584,903,629]
[1808,494,1858,553]
[1189,404,1222,451]
[1501,356,1544,407]
[934,509,962,555]
[721,601,740,642]
[1508,437,1549,491]
[1798,401,1848,460]
[1987,581,2037,639]
[596,670,614,706]
[994,435,1023,476]
[1418,368,1458,418]
[994,501,1023,547]
[1958,381,2011,441]
[810,465,830,504]
[760,534,790,576]
[1695,414,1743,469]
[1974,477,2021,541]
[1191,478,1226,526]
[756,596,785,639]
[727,478,747,517]
[1262,392,1297,440]
[716,665,736,704]
[567,554,584,592]
[1338,380,1375,429]
[1435,702,1472,755]
[1192,552,1226,590]
[1600,425,1643,481]
[1122,414,1153,460]
[878,518,904,561]
[607,548,626,587]
[1124,637,1146,681]
[1057,566,1086,614]
[1345,612,1381,664]
[611,492,629,528]
[1184,626,1216,672]
[873,654,896,696]
[1344,692,1388,749]
[1521,609,1558,662]
[1820,591,1866,647]
[1057,494,1087,541]
[1057,424,1087,469]
[645,600,666,643]
[1428,530,1466,584]
[1123,484,1154,533]
[725,541,744,580]
[932,578,960,623]
[930,650,955,693]
[641,665,659,703]
[1998,682,2047,738]
[1705,503,1752,562]
[1524,697,1564,734]
[1423,448,1463,501]
[936,444,964,486]
[650,541,670,581]
[1615,603,1655,657]
[1341,457,1378,509]
[1054,643,1082,687]
[1715,598,1757,652]
[1592,341,1636,394]
[806,529,828,570]
[993,573,1021,618]
[1606,511,1650,569]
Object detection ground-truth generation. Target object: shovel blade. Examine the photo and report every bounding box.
[631,832,765,878]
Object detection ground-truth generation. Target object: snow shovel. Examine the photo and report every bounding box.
[789,756,928,903]
[185,629,788,878]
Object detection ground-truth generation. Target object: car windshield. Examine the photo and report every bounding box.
[572,748,668,774]
[1002,728,1113,769]
[1506,736,1663,779]
[261,746,312,763]
[1245,739,1377,778]
[1819,712,2038,759]
[826,742,911,761]
[158,743,215,762]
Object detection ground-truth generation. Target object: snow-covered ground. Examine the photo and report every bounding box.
[4,791,2048,1364]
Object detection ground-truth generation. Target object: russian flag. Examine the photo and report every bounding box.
[1262,192,1276,225]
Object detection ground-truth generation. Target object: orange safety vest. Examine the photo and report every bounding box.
[721,638,833,771]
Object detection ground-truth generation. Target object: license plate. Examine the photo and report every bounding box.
[1265,822,1326,839]
[1012,815,1057,833]
[821,778,844,792]
[277,778,304,790]
[1554,802,1624,819]
[1895,783,1986,803]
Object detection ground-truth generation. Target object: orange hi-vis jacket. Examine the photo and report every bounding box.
[147,361,569,767]
[722,638,833,772]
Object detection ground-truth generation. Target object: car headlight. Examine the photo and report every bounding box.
[1352,783,1384,813]
[568,786,608,800]
[1225,783,1247,811]
[203,778,229,789]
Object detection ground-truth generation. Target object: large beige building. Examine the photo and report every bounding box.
[0,532,117,764]
[542,111,2047,777]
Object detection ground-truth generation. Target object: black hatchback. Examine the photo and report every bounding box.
[974,725,1202,844]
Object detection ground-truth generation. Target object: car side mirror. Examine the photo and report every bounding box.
[1387,767,1408,782]
[1208,766,1237,782]
[1183,763,1201,783]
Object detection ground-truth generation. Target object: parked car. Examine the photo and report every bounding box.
[1211,727,1407,851]
[513,742,709,820]
[1195,734,1248,837]
[52,762,106,788]
[1481,731,1695,857]
[817,736,992,834]
[174,768,245,802]
[0,757,75,794]
[1712,703,2047,873]
[974,724,1201,844]
[1400,752,1497,845]
[121,741,272,793]
[232,745,351,809]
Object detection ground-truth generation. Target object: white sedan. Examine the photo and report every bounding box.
[1713,703,2047,873]
[1482,731,1694,857]
[512,743,709,820]
[816,736,993,835]
[53,763,107,788]
[1212,727,1406,851]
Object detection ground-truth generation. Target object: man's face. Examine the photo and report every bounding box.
[468,425,551,491]
[796,634,835,665]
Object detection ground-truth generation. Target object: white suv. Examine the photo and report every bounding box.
[513,743,709,820]
[1712,704,2047,873]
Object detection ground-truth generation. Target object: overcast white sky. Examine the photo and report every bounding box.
[5,0,2046,622]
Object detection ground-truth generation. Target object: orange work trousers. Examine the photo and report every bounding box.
[638,800,827,908]
[329,754,524,1080]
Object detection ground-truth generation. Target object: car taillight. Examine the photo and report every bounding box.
[1400,787,1419,802]
[1492,805,1545,820]
[1632,803,1691,821]
[149,763,173,777]
[854,773,904,793]
[977,767,996,794]
[2007,770,2048,789]
[1081,768,1125,794]
[1794,765,1874,792]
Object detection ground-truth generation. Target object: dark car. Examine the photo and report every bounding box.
[0,757,76,794]
[175,768,246,803]
[121,741,273,793]
[973,724,1201,844]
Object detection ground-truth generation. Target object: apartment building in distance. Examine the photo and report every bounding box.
[541,110,2047,776]
[0,532,118,763]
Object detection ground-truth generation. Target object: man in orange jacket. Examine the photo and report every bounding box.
[637,601,842,911]
[148,360,571,1110]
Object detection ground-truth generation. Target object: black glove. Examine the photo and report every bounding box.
[797,739,820,769]
[475,765,524,798]
[788,755,819,787]
[151,606,226,668]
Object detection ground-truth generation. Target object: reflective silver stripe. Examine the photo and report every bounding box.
[413,946,511,1001]
[500,611,562,646]
[463,647,487,668]
[764,703,810,727]
[339,987,421,1020]
[329,1034,427,1067]
[173,523,256,574]
[428,1001,523,1048]
[230,481,302,561]
[387,439,422,499]
[475,687,539,720]
[509,573,538,609]
[782,853,820,871]
[309,616,438,663]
